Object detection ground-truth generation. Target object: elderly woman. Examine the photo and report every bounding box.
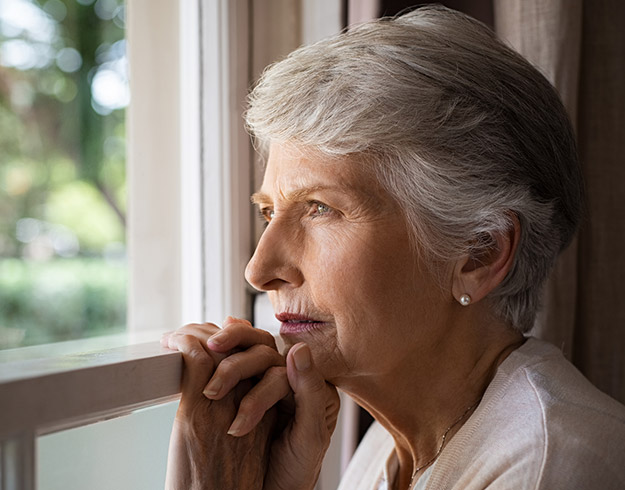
[162,6,625,490]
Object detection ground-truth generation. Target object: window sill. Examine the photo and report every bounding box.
[0,340,181,440]
[0,330,169,363]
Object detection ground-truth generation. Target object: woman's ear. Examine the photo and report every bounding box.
[451,214,521,306]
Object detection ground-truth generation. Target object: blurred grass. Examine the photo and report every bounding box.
[0,258,126,350]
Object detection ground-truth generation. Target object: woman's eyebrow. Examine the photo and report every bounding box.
[250,192,270,205]
[251,185,362,205]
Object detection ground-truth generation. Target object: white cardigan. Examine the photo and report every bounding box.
[338,338,625,490]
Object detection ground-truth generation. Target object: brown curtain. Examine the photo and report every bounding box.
[494,0,625,403]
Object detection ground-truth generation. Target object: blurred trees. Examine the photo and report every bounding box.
[0,0,127,348]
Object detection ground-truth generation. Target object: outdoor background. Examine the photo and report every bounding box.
[0,0,127,349]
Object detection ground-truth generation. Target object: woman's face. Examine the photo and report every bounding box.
[245,142,450,387]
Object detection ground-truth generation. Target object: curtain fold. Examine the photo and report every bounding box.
[494,0,625,403]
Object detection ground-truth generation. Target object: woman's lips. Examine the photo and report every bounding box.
[275,312,326,335]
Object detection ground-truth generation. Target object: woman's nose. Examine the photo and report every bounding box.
[245,221,304,292]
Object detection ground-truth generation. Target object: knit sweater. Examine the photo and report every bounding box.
[338,338,625,490]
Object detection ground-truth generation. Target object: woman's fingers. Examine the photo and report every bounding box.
[203,343,286,400]
[161,317,276,357]
[226,365,292,437]
[162,316,289,434]
[160,330,174,347]
[287,343,340,445]
[262,343,340,489]
[208,318,277,353]
[168,322,220,343]
[161,323,219,351]
[168,333,216,395]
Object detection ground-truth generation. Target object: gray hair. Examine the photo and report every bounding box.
[245,5,583,333]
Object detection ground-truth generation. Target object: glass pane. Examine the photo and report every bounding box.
[37,402,178,489]
[0,0,127,349]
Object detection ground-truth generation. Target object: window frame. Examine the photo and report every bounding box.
[0,0,241,490]
[0,2,353,489]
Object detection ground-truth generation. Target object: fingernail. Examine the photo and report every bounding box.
[293,344,311,372]
[227,414,247,436]
[208,331,225,346]
[202,377,223,398]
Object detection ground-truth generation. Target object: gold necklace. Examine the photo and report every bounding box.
[407,399,481,489]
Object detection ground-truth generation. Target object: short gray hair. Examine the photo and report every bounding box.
[245,5,583,333]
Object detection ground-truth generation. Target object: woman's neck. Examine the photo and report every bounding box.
[340,315,525,489]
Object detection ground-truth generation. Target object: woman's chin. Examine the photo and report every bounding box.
[280,336,340,382]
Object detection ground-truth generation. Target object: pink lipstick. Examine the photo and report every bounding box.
[275,312,325,335]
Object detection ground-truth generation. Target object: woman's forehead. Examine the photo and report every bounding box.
[258,142,379,199]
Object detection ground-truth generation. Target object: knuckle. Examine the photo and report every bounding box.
[184,351,213,372]
[307,376,327,396]
[202,322,220,334]
[186,347,210,365]
[250,344,285,365]
[257,331,278,350]
[223,319,247,330]
[238,391,267,415]
[177,323,201,332]
[328,386,340,405]
[177,322,219,334]
[326,413,339,433]
[215,356,242,381]
[194,357,214,373]
[265,365,288,381]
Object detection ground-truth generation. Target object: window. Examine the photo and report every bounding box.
[1,0,257,486]
[0,0,128,350]
[0,2,353,489]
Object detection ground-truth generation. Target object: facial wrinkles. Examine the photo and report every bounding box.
[302,216,404,379]
[258,142,425,383]
[263,219,362,378]
[265,145,385,208]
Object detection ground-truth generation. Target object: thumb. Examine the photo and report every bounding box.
[286,343,339,443]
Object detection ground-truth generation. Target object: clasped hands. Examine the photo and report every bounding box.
[161,317,340,490]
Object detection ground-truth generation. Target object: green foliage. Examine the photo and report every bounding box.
[46,179,124,249]
[0,0,127,256]
[0,1,128,347]
[0,258,126,349]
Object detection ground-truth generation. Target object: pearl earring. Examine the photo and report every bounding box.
[459,294,471,306]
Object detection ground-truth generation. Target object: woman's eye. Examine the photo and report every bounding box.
[311,202,332,217]
[259,207,274,223]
